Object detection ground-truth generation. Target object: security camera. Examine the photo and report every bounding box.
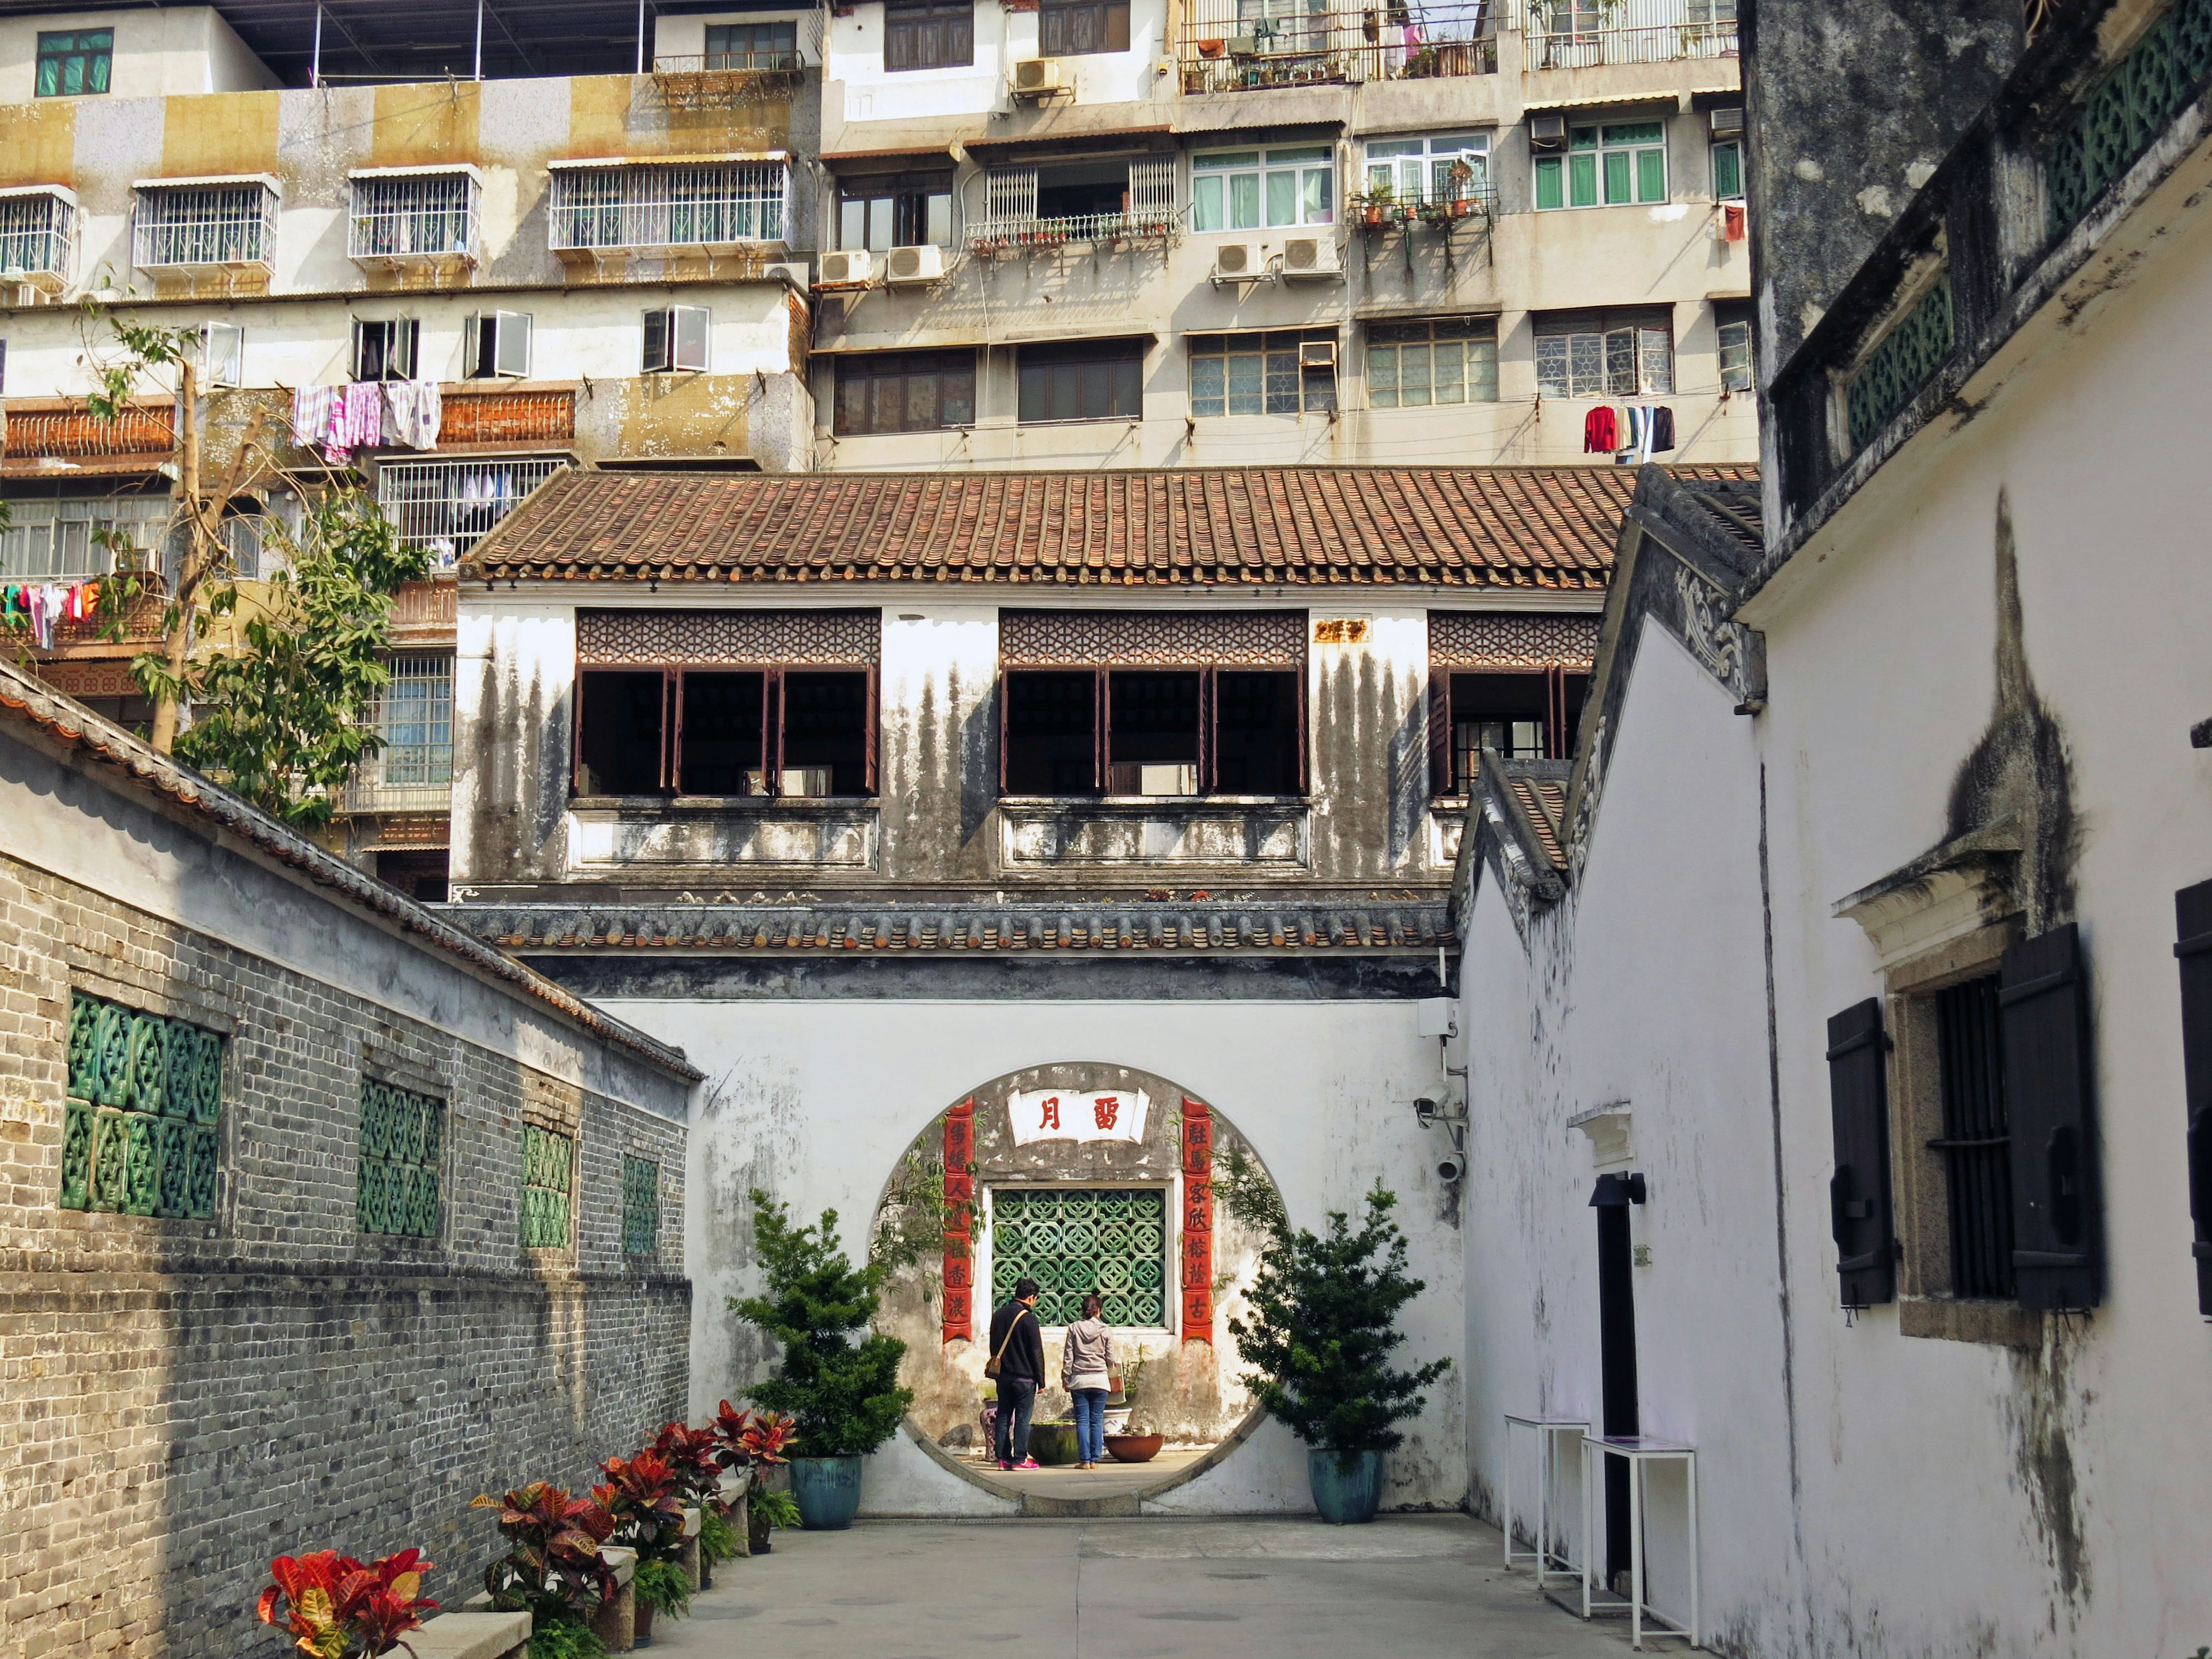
[1414,1097,1440,1127]
[1436,1148,1467,1183]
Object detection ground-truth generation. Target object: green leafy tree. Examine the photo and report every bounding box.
[151,490,426,828]
[1228,1182,1450,1462]
[729,1190,914,1459]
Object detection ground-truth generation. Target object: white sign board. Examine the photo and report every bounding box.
[1007,1088,1150,1147]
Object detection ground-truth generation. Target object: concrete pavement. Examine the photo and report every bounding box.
[649,1515,1643,1657]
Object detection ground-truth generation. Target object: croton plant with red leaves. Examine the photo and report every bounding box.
[650,1421,726,1508]
[594,1450,688,1563]
[256,1548,438,1657]
[471,1483,617,1621]
[711,1399,798,1472]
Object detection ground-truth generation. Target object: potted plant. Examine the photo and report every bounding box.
[257,1548,438,1657]
[1104,1410,1164,1463]
[710,1401,797,1554]
[750,1486,802,1549]
[1361,184,1393,228]
[472,1483,617,1656]
[652,1422,725,1586]
[730,1190,914,1531]
[1227,1181,1450,1525]
[594,1453,690,1643]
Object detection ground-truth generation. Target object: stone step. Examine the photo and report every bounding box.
[406,1611,531,1659]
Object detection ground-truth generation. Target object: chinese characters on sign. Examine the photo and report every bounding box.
[1007,1088,1151,1146]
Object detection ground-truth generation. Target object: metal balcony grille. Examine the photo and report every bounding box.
[132,181,278,271]
[375,457,567,566]
[0,188,76,286]
[548,162,787,252]
[349,653,454,812]
[969,160,1180,249]
[349,172,479,264]
[1524,0,1736,69]
[1177,0,1497,92]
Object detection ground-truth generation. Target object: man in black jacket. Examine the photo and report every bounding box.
[989,1278,1046,1470]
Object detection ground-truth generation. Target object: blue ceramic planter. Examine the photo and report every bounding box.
[789,1455,865,1530]
[1308,1448,1383,1524]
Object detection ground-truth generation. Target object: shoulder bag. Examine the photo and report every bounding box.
[983,1306,1031,1381]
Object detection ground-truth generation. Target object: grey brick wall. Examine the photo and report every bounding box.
[0,851,690,1658]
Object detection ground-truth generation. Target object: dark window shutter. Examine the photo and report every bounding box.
[1999,923,2101,1311]
[1429,669,1452,796]
[2174,881,2212,1313]
[1825,997,1895,1307]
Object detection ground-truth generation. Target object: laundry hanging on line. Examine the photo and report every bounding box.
[2,579,102,650]
[291,380,442,463]
[1581,403,1677,462]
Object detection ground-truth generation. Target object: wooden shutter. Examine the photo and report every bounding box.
[2175,881,2212,1313]
[1825,998,1895,1307]
[1999,923,2101,1311]
[863,665,880,796]
[1428,668,1453,795]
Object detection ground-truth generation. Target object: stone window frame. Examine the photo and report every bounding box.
[975,1176,1183,1340]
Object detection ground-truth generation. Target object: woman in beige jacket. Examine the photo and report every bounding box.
[1062,1294,1116,1469]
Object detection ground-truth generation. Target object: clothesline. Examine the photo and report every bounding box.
[1583,403,1677,463]
[289,381,443,467]
[2,579,103,650]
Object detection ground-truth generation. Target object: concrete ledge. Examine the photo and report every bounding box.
[407,1611,531,1659]
[896,1407,1272,1518]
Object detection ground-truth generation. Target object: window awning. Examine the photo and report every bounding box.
[132,173,282,194]
[0,183,75,204]
[349,162,486,184]
[546,151,787,170]
[1521,93,1683,115]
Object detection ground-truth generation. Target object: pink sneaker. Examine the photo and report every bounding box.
[998,1460,1014,1471]
[1017,1458,1041,1469]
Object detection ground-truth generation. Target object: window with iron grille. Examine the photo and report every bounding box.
[358,1080,442,1238]
[884,0,974,69]
[374,458,567,565]
[1533,308,1673,398]
[834,350,977,435]
[548,162,787,251]
[622,1155,661,1256]
[1018,338,1145,423]
[0,188,77,280]
[36,29,110,97]
[1368,317,1497,408]
[349,171,477,262]
[133,181,278,270]
[706,18,800,68]
[1934,975,2016,1300]
[374,655,454,787]
[521,1124,574,1249]
[1189,330,1336,416]
[58,989,224,1218]
[1439,669,1586,791]
[1040,0,1131,55]
[990,1187,1168,1327]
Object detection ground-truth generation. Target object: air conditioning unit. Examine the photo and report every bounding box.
[884,244,945,286]
[1530,112,1569,150]
[816,248,875,286]
[1011,58,1063,97]
[1710,105,1745,138]
[1281,236,1342,279]
[1298,339,1338,369]
[1212,241,1264,281]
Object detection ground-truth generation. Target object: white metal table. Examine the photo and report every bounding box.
[1581,1434,1699,1650]
[1501,1413,1589,1589]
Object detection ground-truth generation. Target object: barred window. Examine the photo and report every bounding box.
[990,1187,1168,1327]
[349,171,477,262]
[374,458,569,566]
[834,350,977,435]
[549,162,787,251]
[133,181,277,270]
[885,0,975,70]
[623,1156,661,1256]
[1188,329,1336,417]
[521,1124,574,1249]
[1533,308,1673,399]
[60,990,223,1219]
[1368,317,1498,408]
[358,1081,443,1239]
[375,655,454,787]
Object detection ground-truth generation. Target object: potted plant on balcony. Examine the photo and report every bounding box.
[730,1190,914,1532]
[1446,159,1478,219]
[1361,184,1393,229]
[1227,1180,1450,1525]
[257,1548,438,1657]
[474,1482,619,1656]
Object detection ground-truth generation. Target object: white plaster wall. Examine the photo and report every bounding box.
[0,7,276,101]
[827,0,1167,124]
[451,603,577,888]
[654,10,819,67]
[594,993,1468,1515]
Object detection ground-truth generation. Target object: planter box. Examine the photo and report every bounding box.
[407,1612,532,1659]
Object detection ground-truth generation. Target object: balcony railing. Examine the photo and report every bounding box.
[653,50,804,73]
[132,179,279,272]
[969,209,1181,252]
[1524,0,1737,68]
[375,457,569,565]
[1351,182,1499,227]
[0,187,76,291]
[548,161,788,254]
[1177,0,1497,92]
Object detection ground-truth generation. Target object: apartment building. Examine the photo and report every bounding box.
[0,1,823,894]
[806,0,1753,470]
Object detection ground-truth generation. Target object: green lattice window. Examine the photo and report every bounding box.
[358,1080,443,1238]
[1845,272,1955,453]
[622,1155,661,1256]
[990,1187,1167,1327]
[2045,0,2212,241]
[59,990,222,1219]
[521,1123,574,1248]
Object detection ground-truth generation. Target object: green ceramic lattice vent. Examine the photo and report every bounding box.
[59,990,222,1218]
[2046,0,2212,240]
[521,1123,574,1248]
[990,1188,1168,1327]
[622,1155,660,1256]
[358,1080,443,1238]
[1846,273,1956,453]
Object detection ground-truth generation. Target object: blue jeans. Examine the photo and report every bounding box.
[1072,1388,1109,1464]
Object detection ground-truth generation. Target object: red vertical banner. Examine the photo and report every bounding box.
[1181,1097,1215,1344]
[941,1099,976,1343]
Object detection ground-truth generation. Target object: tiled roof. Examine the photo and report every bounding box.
[448,897,1453,955]
[463,465,1756,589]
[1677,479,1766,562]
[0,657,699,1082]
[1506,774,1569,870]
